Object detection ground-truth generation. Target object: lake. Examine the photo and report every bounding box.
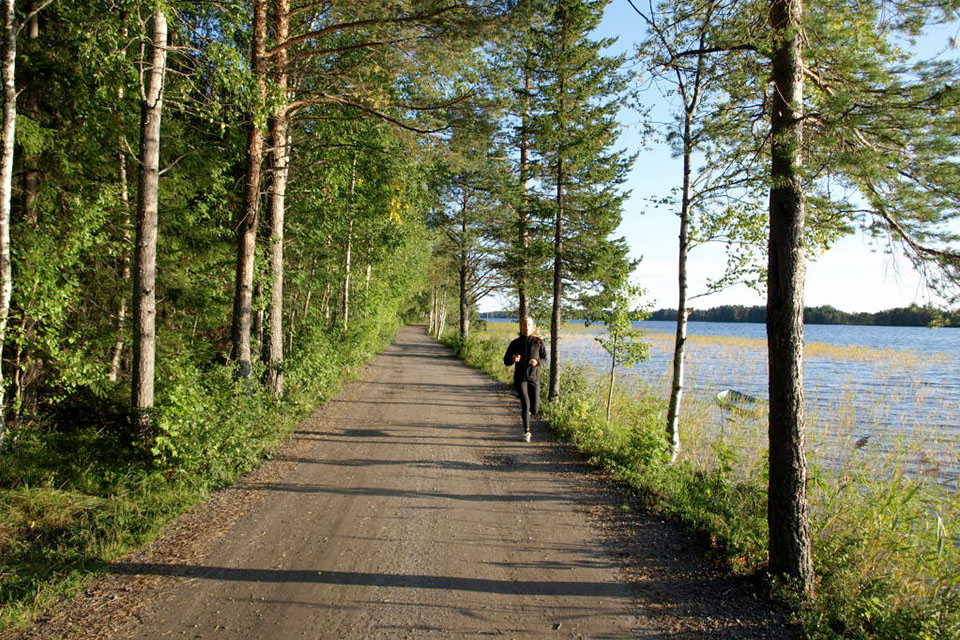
[488,318,960,487]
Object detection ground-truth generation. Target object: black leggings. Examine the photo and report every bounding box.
[515,380,540,432]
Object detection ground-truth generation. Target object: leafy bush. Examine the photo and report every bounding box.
[0,305,405,631]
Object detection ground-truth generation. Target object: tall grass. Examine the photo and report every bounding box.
[448,325,960,640]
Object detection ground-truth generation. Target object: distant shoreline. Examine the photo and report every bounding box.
[481,303,960,328]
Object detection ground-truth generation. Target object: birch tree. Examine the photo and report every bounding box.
[131,6,168,434]
[630,0,767,461]
[0,0,17,448]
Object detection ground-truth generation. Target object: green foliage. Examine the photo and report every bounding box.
[0,304,407,631]
[451,326,960,640]
[585,280,651,368]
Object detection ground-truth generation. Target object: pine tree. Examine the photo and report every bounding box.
[531,0,634,401]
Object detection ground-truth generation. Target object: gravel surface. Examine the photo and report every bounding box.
[5,326,799,639]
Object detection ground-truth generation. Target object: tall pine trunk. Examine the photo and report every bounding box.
[767,0,813,598]
[548,155,563,402]
[458,190,469,341]
[21,1,37,224]
[263,0,289,396]
[517,65,532,324]
[131,7,167,433]
[0,0,17,449]
[231,0,267,378]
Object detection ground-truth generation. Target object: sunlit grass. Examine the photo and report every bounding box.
[463,324,960,639]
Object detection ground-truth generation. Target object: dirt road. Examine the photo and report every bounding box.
[15,326,797,639]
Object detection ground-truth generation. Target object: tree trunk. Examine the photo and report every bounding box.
[321,282,330,320]
[342,219,352,329]
[230,0,267,378]
[548,156,563,402]
[0,0,17,449]
[21,1,37,225]
[437,292,447,338]
[8,1,39,435]
[109,107,132,383]
[666,111,695,463]
[253,282,264,355]
[767,0,814,598]
[131,7,167,434]
[606,340,616,422]
[517,65,532,323]
[263,0,289,395]
[341,157,357,330]
[458,190,469,341]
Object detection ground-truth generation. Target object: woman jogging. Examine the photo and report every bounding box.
[503,317,548,442]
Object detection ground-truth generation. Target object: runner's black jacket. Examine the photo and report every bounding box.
[503,335,548,384]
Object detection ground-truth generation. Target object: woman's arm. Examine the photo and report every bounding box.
[503,340,517,366]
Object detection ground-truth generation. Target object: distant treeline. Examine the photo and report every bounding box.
[646,304,960,327]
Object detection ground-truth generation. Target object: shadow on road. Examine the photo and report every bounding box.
[109,563,629,598]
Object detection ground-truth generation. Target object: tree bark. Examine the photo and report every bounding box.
[131,7,167,434]
[767,0,814,598]
[343,217,353,329]
[458,189,469,341]
[262,0,289,396]
[666,108,696,463]
[548,154,563,402]
[605,340,616,421]
[429,286,437,335]
[109,107,132,383]
[517,65,532,324]
[0,0,15,449]
[230,0,267,378]
[342,157,357,330]
[21,0,37,225]
[437,291,447,338]
[253,282,264,355]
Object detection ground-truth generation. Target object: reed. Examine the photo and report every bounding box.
[457,324,960,640]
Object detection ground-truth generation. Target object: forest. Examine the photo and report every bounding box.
[647,304,960,326]
[2,0,960,636]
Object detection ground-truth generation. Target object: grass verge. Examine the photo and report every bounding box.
[445,324,960,640]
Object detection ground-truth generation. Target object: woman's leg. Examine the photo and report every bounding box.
[516,380,531,432]
[528,382,540,419]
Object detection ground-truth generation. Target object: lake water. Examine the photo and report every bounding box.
[488,318,960,487]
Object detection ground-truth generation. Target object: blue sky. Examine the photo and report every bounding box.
[603,1,960,313]
[484,1,959,314]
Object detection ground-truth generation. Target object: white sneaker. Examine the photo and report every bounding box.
[523,431,532,442]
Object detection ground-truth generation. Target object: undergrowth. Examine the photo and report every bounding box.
[0,312,402,631]
[446,326,960,640]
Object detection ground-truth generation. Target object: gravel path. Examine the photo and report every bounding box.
[8,326,799,639]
